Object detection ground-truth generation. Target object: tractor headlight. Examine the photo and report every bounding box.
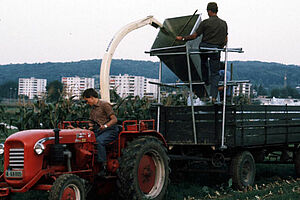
[34,143,45,155]
[0,143,4,155]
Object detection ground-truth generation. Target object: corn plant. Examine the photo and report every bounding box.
[13,96,90,131]
[0,105,8,138]
[8,87,191,131]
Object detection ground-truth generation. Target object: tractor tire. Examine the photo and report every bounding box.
[295,148,300,177]
[230,151,256,190]
[48,174,86,200]
[117,136,170,200]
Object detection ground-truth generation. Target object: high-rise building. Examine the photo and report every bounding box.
[18,77,47,99]
[109,74,158,99]
[144,77,159,99]
[233,82,252,98]
[62,76,95,99]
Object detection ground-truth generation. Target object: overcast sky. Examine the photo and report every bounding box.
[1,0,300,66]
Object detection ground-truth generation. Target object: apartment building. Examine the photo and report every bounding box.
[109,74,158,99]
[233,82,252,98]
[144,77,159,99]
[62,76,95,99]
[18,77,47,99]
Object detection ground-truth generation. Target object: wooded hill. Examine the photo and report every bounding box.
[0,59,299,89]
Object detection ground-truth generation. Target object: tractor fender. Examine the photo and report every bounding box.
[117,131,167,157]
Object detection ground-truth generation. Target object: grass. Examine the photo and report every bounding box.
[166,164,300,200]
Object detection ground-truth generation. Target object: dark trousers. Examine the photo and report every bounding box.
[200,42,221,99]
[94,125,119,163]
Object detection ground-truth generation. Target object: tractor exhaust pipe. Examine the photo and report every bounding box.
[51,128,65,164]
[54,128,60,144]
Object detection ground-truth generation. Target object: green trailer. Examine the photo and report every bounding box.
[157,105,300,147]
[148,14,300,190]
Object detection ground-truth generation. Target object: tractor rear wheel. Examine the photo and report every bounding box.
[295,148,300,177]
[117,136,170,200]
[48,174,85,200]
[230,151,256,190]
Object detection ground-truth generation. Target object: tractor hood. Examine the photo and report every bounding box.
[6,129,96,145]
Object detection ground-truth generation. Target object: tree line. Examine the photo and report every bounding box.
[253,84,300,98]
[0,59,300,88]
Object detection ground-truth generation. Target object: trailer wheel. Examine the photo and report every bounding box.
[295,148,300,177]
[230,151,256,190]
[117,136,170,200]
[48,174,85,200]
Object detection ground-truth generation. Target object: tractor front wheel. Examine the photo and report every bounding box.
[48,174,85,200]
[117,136,170,200]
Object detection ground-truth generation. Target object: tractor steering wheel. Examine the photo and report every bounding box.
[72,118,101,132]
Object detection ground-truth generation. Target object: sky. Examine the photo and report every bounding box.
[1,0,300,66]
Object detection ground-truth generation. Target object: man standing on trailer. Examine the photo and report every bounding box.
[176,2,228,103]
[82,88,118,174]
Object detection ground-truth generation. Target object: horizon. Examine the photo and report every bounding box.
[1,58,300,67]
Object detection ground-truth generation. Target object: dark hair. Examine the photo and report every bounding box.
[82,88,98,98]
[207,2,218,13]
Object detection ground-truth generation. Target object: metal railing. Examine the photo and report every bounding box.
[149,43,244,148]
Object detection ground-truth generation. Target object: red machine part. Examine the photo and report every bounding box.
[118,120,167,157]
[0,119,167,198]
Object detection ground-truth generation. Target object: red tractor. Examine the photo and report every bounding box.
[0,120,170,199]
[0,16,169,200]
